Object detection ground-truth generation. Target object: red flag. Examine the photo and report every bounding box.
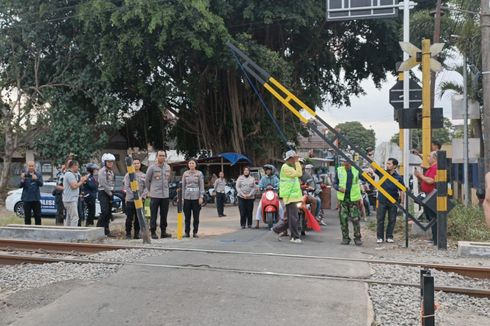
[304,208,321,232]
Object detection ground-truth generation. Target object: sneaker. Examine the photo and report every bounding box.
[151,233,158,240]
[280,231,289,237]
[341,239,350,245]
[290,238,302,244]
[126,234,132,240]
[161,232,172,238]
[193,233,199,238]
[270,229,282,241]
[320,219,327,226]
[376,238,383,244]
[386,238,394,243]
[183,233,190,238]
[354,239,363,246]
[241,225,246,229]
[133,234,140,240]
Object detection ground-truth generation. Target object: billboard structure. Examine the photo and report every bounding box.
[326,0,399,21]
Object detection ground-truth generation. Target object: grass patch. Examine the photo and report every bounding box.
[367,204,490,242]
[0,215,57,227]
[447,204,490,242]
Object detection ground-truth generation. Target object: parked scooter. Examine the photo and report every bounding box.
[260,185,280,229]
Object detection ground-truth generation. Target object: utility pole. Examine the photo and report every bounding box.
[482,0,490,172]
[422,39,432,168]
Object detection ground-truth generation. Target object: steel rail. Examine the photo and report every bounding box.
[0,253,488,299]
[1,239,489,279]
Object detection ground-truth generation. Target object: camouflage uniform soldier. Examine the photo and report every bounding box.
[334,154,362,246]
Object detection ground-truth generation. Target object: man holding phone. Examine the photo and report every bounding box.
[20,161,44,225]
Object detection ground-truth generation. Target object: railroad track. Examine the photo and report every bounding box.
[1,239,489,279]
[0,251,489,299]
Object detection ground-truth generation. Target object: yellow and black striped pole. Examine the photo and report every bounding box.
[177,182,183,240]
[125,156,151,244]
[436,151,448,250]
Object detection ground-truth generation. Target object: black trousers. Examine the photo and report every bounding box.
[376,202,398,240]
[150,198,169,233]
[216,192,225,216]
[96,191,113,235]
[125,201,140,236]
[24,201,41,225]
[77,197,85,227]
[84,196,96,226]
[238,197,254,227]
[55,193,65,225]
[184,199,201,235]
[425,207,438,244]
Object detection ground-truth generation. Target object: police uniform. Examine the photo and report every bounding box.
[213,177,227,217]
[96,166,115,235]
[145,162,172,237]
[83,173,98,226]
[124,171,146,238]
[182,170,205,237]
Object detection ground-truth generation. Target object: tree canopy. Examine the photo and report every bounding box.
[334,121,376,152]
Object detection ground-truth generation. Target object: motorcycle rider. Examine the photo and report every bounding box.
[83,163,99,226]
[97,153,116,237]
[271,150,303,243]
[304,164,326,226]
[299,161,319,222]
[254,164,283,229]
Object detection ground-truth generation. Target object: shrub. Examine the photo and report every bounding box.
[447,204,490,241]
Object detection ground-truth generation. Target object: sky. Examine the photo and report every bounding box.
[317,68,462,145]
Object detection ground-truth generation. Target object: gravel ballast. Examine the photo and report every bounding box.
[0,249,163,294]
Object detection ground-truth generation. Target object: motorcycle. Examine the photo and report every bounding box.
[260,186,280,229]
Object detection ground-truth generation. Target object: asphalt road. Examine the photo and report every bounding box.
[8,205,373,326]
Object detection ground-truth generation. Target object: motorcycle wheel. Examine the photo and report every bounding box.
[172,196,178,207]
[265,212,274,229]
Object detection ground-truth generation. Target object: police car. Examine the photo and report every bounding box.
[5,181,122,218]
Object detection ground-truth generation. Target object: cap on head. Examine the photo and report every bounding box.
[339,153,353,163]
[284,150,297,161]
[305,164,314,169]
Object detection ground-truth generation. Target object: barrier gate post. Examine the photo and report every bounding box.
[436,151,448,250]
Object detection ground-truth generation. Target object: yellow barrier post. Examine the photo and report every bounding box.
[177,183,183,240]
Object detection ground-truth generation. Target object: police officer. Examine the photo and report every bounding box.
[334,154,362,246]
[20,161,43,225]
[83,163,99,226]
[54,163,66,225]
[213,171,227,217]
[124,158,146,239]
[182,159,205,238]
[145,150,172,239]
[97,153,116,237]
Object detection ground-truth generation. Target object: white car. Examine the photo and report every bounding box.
[5,181,122,218]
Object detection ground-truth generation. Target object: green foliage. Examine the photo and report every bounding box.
[390,118,454,149]
[447,204,490,241]
[334,121,376,152]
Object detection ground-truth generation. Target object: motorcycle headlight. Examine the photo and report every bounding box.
[265,191,275,201]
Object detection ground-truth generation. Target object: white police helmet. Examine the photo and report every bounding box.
[101,153,116,166]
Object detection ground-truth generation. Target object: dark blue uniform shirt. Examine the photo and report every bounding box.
[377,171,404,204]
[20,172,43,202]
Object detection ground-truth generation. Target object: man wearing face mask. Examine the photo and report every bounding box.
[20,161,44,225]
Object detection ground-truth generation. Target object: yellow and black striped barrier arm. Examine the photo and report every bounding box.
[125,156,151,244]
[227,42,443,232]
[436,151,448,249]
